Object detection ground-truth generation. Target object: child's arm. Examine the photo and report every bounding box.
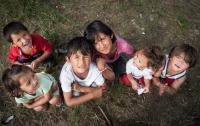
[73,82,107,93]
[63,85,105,107]
[13,61,23,65]
[152,66,163,87]
[8,46,24,65]
[73,82,95,93]
[153,69,186,95]
[23,92,51,109]
[162,76,186,94]
[31,51,51,69]
[127,73,139,91]
[23,84,54,109]
[152,67,166,95]
[96,57,115,80]
[31,35,52,69]
[143,79,150,93]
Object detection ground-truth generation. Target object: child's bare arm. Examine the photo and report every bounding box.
[152,67,163,87]
[24,93,51,109]
[101,67,115,80]
[73,82,95,93]
[127,73,138,91]
[73,82,107,93]
[63,86,104,107]
[31,51,51,69]
[164,76,186,94]
[23,90,52,109]
[96,57,115,80]
[13,61,23,65]
[153,66,163,78]
[143,79,151,93]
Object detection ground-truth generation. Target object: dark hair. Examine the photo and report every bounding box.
[169,44,198,68]
[3,21,28,42]
[84,20,117,44]
[2,65,33,97]
[142,46,164,70]
[65,37,94,58]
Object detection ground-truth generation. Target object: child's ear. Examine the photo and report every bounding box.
[65,56,70,63]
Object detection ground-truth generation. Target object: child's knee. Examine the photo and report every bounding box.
[120,74,131,86]
[49,96,61,106]
[33,105,47,112]
[51,82,58,92]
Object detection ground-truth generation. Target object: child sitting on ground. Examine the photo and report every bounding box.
[2,65,61,111]
[59,37,106,107]
[153,44,197,95]
[84,20,133,83]
[3,21,53,70]
[126,46,163,95]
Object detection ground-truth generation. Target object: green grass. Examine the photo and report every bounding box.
[0,0,200,126]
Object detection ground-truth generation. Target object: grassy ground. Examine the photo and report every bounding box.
[0,0,200,126]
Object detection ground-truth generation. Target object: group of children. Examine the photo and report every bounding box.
[1,20,198,111]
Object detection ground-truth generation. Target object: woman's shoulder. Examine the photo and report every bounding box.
[115,36,128,44]
[115,36,133,54]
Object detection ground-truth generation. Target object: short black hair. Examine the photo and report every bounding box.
[65,37,94,58]
[169,44,198,68]
[84,20,116,44]
[2,65,34,97]
[3,21,28,42]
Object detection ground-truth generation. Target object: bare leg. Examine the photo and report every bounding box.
[33,104,48,112]
[49,96,61,106]
[49,83,61,106]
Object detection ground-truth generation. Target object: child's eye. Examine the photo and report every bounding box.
[176,56,182,59]
[22,33,28,37]
[74,56,79,59]
[100,37,106,41]
[16,39,20,43]
[84,56,90,59]
[94,42,99,46]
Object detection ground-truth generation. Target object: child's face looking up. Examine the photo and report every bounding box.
[18,72,39,94]
[133,50,148,70]
[94,33,113,55]
[169,53,189,72]
[67,51,91,77]
[11,31,32,48]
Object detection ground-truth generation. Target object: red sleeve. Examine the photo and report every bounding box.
[8,46,19,64]
[33,34,52,53]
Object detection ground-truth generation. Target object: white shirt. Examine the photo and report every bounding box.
[60,62,105,93]
[126,58,153,80]
[161,55,186,79]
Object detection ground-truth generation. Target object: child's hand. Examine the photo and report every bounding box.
[92,87,103,98]
[23,103,32,109]
[131,83,138,91]
[143,86,149,93]
[96,57,106,71]
[100,85,107,93]
[51,82,58,93]
[72,82,81,92]
[72,82,95,93]
[31,59,40,70]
